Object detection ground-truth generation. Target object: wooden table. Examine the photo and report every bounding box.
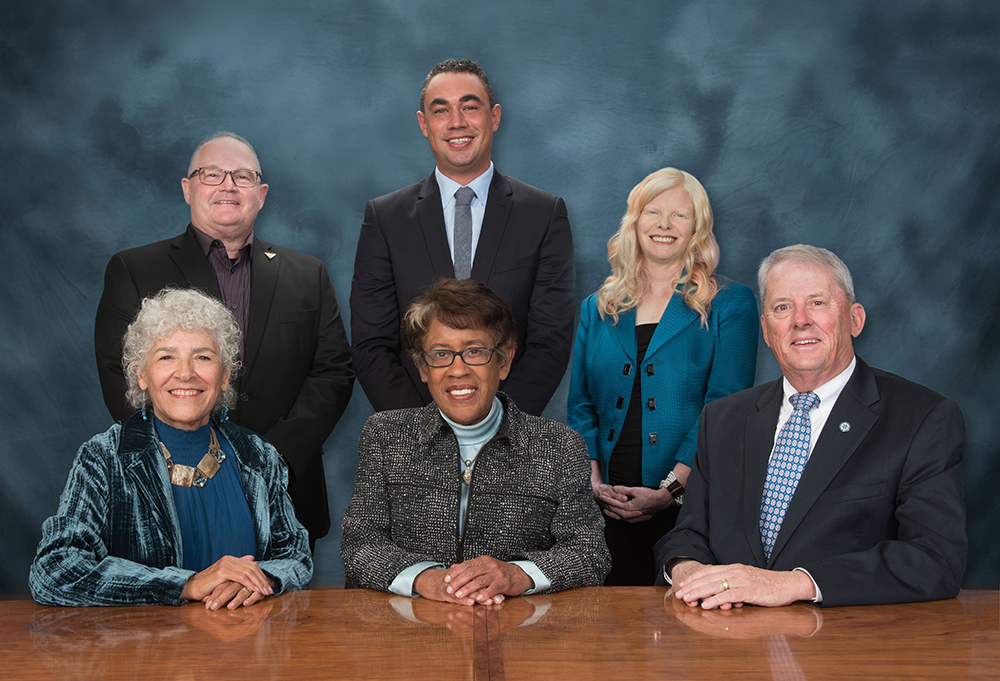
[2,588,996,680]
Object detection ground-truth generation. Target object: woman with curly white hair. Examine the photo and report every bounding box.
[31,288,311,607]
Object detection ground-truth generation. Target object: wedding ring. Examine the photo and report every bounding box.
[721,579,730,591]
[241,587,253,597]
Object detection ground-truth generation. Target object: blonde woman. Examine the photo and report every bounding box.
[568,168,758,585]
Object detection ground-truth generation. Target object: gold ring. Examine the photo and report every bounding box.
[241,587,253,597]
[721,579,730,591]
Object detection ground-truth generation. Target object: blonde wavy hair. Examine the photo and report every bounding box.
[597,167,720,325]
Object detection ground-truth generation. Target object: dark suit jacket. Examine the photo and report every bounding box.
[653,357,967,606]
[350,171,575,415]
[94,227,354,541]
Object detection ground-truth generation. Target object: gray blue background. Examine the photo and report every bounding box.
[2,0,997,592]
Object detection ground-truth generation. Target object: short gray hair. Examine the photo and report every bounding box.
[758,244,856,307]
[122,288,242,412]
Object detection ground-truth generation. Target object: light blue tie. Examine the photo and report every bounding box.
[759,391,820,560]
[453,186,475,279]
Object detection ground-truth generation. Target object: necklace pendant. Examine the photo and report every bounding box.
[462,468,473,485]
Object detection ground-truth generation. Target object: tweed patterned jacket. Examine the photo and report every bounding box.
[30,411,312,606]
[341,394,610,593]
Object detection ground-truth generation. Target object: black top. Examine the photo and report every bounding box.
[607,323,657,486]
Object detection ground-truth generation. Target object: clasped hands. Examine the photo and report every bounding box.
[180,555,275,610]
[592,482,673,523]
[671,559,816,611]
[414,555,534,606]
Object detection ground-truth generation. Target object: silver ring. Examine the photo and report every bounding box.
[721,578,730,591]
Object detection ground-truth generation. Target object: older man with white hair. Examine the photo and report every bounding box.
[655,244,966,608]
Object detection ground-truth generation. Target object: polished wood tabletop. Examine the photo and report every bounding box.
[2,588,996,680]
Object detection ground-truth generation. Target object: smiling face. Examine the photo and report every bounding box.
[761,259,866,392]
[636,186,695,272]
[416,72,501,185]
[181,136,268,245]
[418,317,511,425]
[138,327,231,431]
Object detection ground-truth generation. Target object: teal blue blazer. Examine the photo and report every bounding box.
[568,279,759,486]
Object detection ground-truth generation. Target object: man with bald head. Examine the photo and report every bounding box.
[95,132,354,550]
[654,244,966,608]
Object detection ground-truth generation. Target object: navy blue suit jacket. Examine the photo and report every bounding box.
[654,357,967,606]
[350,171,575,416]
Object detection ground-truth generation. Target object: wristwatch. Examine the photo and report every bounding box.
[659,471,685,506]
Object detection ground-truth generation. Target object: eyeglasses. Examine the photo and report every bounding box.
[189,167,262,187]
[422,347,500,367]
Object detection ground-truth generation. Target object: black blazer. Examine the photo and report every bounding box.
[94,227,354,541]
[350,171,575,415]
[654,357,967,606]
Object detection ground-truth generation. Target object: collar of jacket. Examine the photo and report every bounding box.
[118,409,266,470]
[414,391,525,449]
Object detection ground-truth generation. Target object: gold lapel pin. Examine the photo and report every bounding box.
[265,251,277,260]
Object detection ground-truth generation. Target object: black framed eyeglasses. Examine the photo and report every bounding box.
[422,347,500,367]
[189,167,262,187]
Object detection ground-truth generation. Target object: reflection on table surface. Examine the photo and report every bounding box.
[3,588,997,681]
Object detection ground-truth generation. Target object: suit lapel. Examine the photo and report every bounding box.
[645,291,699,359]
[244,237,279,377]
[743,381,784,566]
[168,229,222,297]
[767,359,881,564]
[416,174,456,277]
[471,173,513,282]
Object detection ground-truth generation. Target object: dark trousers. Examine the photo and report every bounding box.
[603,504,680,586]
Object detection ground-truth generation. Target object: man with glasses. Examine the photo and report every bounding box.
[342,278,609,604]
[95,132,354,551]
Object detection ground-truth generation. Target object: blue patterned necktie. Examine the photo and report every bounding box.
[453,186,475,279]
[760,391,820,560]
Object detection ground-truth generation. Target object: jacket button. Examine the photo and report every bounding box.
[647,398,656,410]
[616,397,624,409]
[239,392,249,402]
[622,364,632,376]
[646,363,655,376]
[608,429,616,442]
[648,432,658,445]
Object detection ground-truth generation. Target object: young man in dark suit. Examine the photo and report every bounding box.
[95,132,354,550]
[350,59,575,416]
[655,244,966,607]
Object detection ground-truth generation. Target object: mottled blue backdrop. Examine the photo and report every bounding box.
[2,0,997,591]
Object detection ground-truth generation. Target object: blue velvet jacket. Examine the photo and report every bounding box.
[568,279,759,486]
[30,412,312,606]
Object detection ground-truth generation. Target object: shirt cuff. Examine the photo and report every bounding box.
[389,561,445,597]
[510,560,549,594]
[793,567,823,604]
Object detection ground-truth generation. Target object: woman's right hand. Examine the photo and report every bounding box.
[180,555,275,609]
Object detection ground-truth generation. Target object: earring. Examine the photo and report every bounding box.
[221,406,229,422]
[141,404,147,421]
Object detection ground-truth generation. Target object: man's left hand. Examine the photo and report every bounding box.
[674,563,816,610]
[443,556,534,605]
